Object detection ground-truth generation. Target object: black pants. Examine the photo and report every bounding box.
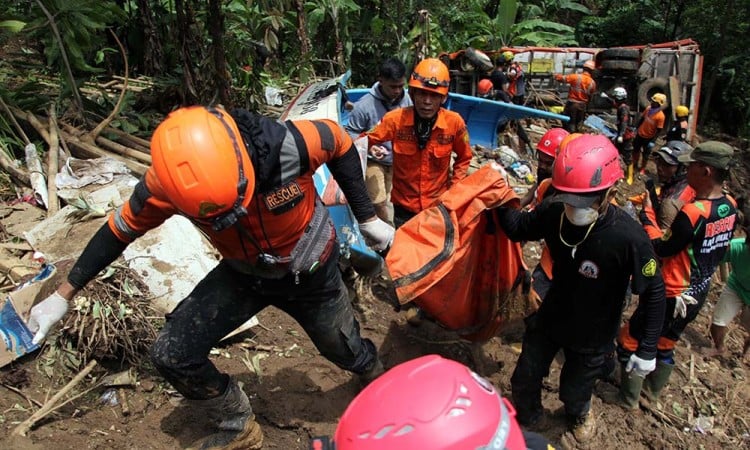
[563,101,586,132]
[632,135,654,168]
[511,314,613,425]
[616,139,634,166]
[393,204,416,229]
[150,245,377,399]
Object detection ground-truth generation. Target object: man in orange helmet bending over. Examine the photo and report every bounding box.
[25,106,394,449]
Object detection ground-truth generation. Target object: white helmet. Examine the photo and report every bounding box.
[613,87,627,101]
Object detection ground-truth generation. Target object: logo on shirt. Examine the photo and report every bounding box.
[578,260,599,279]
[642,258,657,277]
[717,204,731,218]
[262,181,304,214]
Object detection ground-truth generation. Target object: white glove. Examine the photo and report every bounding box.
[673,294,698,319]
[625,354,656,377]
[616,136,623,143]
[359,217,395,252]
[27,291,69,345]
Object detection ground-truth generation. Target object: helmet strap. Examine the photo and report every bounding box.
[207,107,250,232]
[414,110,436,150]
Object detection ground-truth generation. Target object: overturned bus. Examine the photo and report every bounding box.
[438,39,703,141]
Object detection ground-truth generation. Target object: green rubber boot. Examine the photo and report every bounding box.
[619,364,645,409]
[643,360,674,402]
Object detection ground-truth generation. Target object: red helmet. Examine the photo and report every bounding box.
[334,355,527,450]
[151,106,254,228]
[477,79,493,96]
[536,128,569,158]
[551,134,623,193]
[409,58,450,96]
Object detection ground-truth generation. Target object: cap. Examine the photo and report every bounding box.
[551,191,602,208]
[654,147,680,165]
[677,141,734,169]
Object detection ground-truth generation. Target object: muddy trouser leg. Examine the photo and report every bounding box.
[559,349,610,418]
[277,245,378,375]
[617,140,633,166]
[632,136,648,170]
[510,314,560,426]
[562,102,576,133]
[151,261,269,400]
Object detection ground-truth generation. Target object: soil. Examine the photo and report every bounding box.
[2,142,750,450]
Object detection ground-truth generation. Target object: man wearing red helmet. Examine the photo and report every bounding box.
[367,58,473,228]
[495,134,666,443]
[26,106,394,449]
[311,355,553,450]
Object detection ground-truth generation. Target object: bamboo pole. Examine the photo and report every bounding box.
[61,123,151,164]
[0,141,30,185]
[12,360,98,437]
[57,129,148,177]
[46,103,60,214]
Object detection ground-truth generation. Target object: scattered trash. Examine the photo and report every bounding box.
[99,388,119,407]
[264,86,283,106]
[693,415,714,434]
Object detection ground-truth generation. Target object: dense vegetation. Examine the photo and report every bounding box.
[0,0,748,150]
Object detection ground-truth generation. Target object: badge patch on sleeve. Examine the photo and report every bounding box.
[262,181,304,214]
[642,258,657,277]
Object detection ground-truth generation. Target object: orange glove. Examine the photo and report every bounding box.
[554,74,563,82]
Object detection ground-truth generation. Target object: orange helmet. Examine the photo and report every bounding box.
[477,79,493,96]
[583,60,596,71]
[151,106,255,230]
[409,58,450,96]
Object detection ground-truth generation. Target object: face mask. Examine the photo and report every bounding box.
[564,204,599,226]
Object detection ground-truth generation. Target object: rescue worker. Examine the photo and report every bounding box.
[495,134,666,443]
[617,141,737,409]
[311,354,553,450]
[367,58,473,228]
[554,60,597,133]
[647,141,696,229]
[608,87,636,183]
[26,106,394,449]
[489,55,512,102]
[665,105,690,142]
[501,50,526,105]
[477,78,495,99]
[345,57,412,225]
[707,206,750,359]
[520,128,569,307]
[632,93,667,174]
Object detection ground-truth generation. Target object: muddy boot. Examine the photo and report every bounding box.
[188,379,263,450]
[642,360,674,402]
[359,357,385,387]
[619,366,645,409]
[567,410,596,443]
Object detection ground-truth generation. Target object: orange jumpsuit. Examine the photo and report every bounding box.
[367,107,472,214]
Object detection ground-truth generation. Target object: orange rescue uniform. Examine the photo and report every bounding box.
[555,72,596,103]
[367,107,473,214]
[636,107,665,139]
[109,119,354,263]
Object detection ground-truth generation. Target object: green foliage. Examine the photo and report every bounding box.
[27,0,126,74]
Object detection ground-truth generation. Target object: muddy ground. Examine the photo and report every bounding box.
[1,142,750,450]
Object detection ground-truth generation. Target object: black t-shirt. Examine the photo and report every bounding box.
[497,202,665,357]
[490,69,509,91]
